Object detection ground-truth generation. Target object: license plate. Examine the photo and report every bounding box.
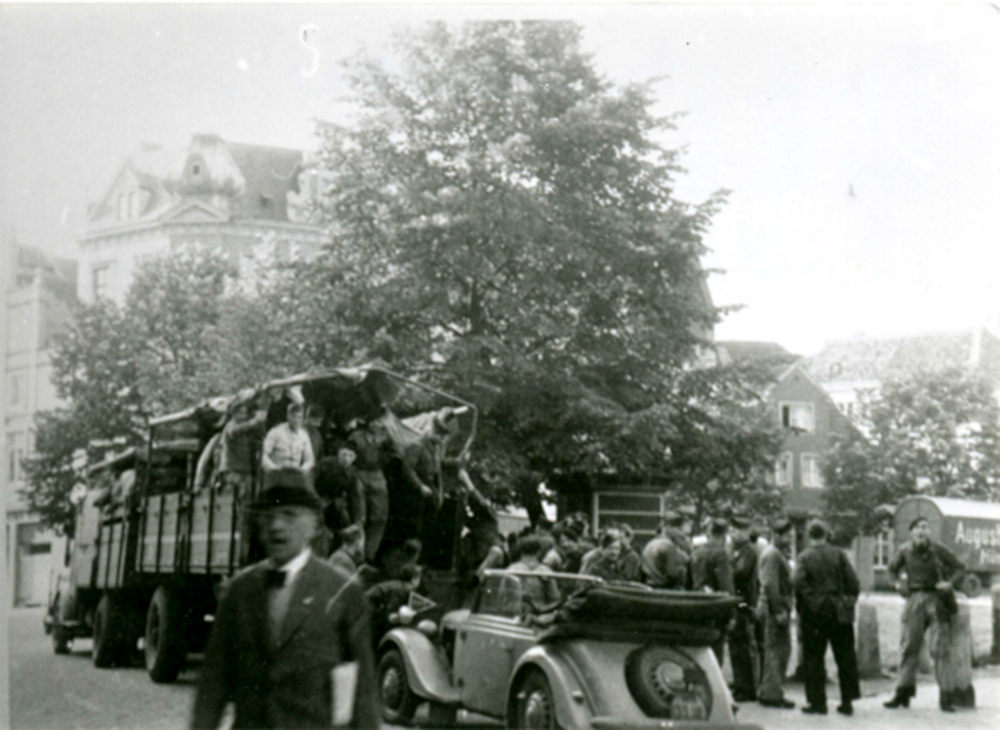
[671,694,707,720]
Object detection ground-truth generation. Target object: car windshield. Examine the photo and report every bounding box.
[477,570,608,619]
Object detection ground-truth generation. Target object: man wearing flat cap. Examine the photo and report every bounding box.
[757,518,795,709]
[692,516,736,665]
[192,486,379,729]
[729,515,759,702]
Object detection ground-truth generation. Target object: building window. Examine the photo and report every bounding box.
[801,453,823,488]
[92,263,113,300]
[775,452,794,487]
[781,402,815,433]
[7,371,27,409]
[593,492,666,542]
[6,431,27,483]
[874,528,894,569]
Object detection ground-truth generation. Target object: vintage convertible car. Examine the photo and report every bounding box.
[377,570,763,729]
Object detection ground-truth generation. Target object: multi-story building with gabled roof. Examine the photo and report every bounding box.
[78,133,329,304]
[3,134,329,607]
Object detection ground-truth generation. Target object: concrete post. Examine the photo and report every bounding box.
[856,599,884,679]
[936,600,976,708]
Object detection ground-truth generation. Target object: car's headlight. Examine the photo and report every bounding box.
[625,645,713,720]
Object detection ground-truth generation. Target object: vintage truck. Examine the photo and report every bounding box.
[45,365,476,683]
[893,495,1000,597]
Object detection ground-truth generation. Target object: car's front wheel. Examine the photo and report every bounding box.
[511,670,562,730]
[378,649,419,725]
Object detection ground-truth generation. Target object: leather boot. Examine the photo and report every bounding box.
[884,687,913,709]
[940,690,956,713]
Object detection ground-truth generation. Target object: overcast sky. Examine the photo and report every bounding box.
[1,2,997,356]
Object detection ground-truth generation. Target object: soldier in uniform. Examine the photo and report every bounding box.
[793,520,861,716]
[691,517,735,665]
[883,516,965,712]
[757,518,795,709]
[729,515,759,703]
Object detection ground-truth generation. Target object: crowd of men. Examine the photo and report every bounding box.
[460,506,970,717]
[187,395,971,727]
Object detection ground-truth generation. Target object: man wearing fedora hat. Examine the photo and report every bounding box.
[192,486,378,729]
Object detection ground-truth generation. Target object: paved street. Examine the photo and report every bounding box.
[10,605,1000,729]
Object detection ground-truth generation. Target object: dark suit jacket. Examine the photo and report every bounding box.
[793,543,860,622]
[191,557,379,729]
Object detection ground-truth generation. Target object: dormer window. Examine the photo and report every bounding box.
[192,162,201,176]
[116,190,145,221]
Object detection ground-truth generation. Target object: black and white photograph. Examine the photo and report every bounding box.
[1,3,999,729]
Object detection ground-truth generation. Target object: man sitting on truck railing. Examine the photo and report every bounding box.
[262,402,316,491]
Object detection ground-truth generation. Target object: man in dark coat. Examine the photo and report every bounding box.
[729,515,759,702]
[757,518,795,709]
[691,517,736,665]
[883,516,966,712]
[793,520,861,716]
[191,486,379,729]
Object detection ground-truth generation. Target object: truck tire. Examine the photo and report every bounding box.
[52,625,70,655]
[93,594,128,668]
[145,586,187,683]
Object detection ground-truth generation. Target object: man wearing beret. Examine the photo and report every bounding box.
[191,486,379,729]
[757,518,795,709]
[883,516,965,712]
[728,515,759,703]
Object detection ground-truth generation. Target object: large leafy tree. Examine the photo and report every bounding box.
[823,367,1000,535]
[309,21,778,516]
[22,248,237,534]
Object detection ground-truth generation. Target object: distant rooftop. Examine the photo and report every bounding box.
[805,329,1000,384]
[715,340,800,376]
[86,134,309,231]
